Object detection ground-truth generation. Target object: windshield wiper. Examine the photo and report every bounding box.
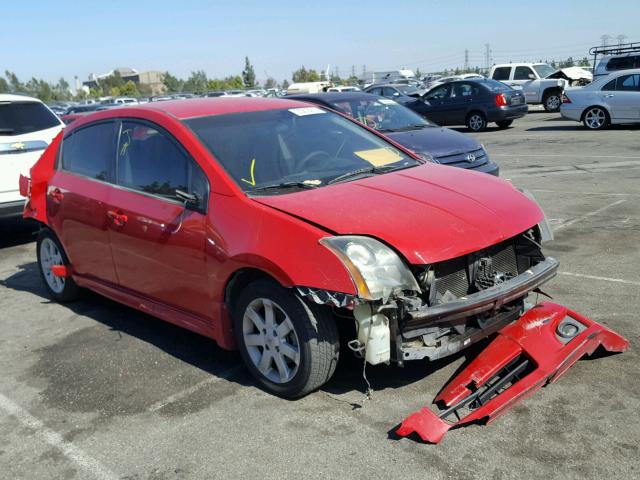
[249,181,319,194]
[0,128,15,135]
[328,164,404,185]
[380,124,430,133]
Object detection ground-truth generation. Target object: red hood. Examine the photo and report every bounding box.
[254,164,544,264]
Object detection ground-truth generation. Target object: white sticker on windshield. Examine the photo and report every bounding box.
[289,107,326,116]
[378,98,397,105]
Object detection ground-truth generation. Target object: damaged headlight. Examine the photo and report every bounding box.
[320,236,421,301]
[518,188,554,243]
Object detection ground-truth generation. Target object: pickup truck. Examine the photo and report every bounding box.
[489,63,567,112]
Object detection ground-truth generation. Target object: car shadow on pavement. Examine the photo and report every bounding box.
[0,219,39,249]
[1,261,248,389]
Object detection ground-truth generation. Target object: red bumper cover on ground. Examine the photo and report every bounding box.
[396,302,629,444]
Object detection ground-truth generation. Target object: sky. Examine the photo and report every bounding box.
[2,0,638,85]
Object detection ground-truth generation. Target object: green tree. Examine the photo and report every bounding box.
[242,56,256,88]
[162,71,183,92]
[292,66,320,83]
[578,57,590,67]
[282,79,290,90]
[183,70,208,92]
[5,71,26,93]
[0,76,8,93]
[264,77,277,89]
[119,80,139,97]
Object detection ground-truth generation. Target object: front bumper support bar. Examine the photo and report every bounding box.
[395,302,629,444]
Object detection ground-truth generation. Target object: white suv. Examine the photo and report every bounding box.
[490,63,567,112]
[0,94,64,219]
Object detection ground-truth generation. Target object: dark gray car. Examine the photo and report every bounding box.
[287,92,499,176]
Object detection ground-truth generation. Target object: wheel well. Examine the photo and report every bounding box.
[466,110,485,120]
[224,268,279,314]
[580,105,610,122]
[542,87,562,99]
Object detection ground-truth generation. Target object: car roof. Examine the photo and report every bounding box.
[75,97,314,121]
[287,92,382,104]
[0,93,43,103]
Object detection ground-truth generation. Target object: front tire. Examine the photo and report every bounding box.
[582,107,609,130]
[466,112,487,132]
[36,228,80,302]
[496,120,513,129]
[543,91,561,112]
[232,279,339,398]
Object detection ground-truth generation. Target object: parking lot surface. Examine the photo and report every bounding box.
[1,109,638,480]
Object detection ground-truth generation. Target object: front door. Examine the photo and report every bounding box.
[449,82,480,124]
[422,84,453,125]
[106,120,212,319]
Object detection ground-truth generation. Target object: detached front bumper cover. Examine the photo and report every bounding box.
[396,302,629,444]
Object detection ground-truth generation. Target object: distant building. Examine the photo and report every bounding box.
[83,67,165,95]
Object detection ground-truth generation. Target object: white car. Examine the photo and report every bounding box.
[490,63,567,111]
[0,94,64,219]
[561,69,640,129]
[326,86,361,92]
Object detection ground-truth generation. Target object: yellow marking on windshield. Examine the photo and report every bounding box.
[354,148,402,167]
[241,158,257,186]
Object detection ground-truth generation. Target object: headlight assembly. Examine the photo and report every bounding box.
[320,236,421,301]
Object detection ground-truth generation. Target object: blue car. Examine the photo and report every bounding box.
[287,92,499,176]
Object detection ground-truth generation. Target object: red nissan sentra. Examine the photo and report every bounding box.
[23,97,561,398]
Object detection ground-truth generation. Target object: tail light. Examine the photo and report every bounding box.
[561,94,572,104]
[495,94,507,107]
[19,174,31,198]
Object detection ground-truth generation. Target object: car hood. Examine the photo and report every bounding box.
[385,127,481,162]
[253,164,543,264]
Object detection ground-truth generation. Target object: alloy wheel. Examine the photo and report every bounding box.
[545,95,560,111]
[242,298,301,384]
[584,108,607,129]
[469,114,484,131]
[39,237,65,294]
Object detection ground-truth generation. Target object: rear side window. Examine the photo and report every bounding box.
[617,74,640,91]
[492,67,511,81]
[117,121,208,205]
[0,102,60,136]
[606,56,640,71]
[61,122,116,181]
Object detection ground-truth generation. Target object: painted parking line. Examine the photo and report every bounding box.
[558,271,640,287]
[492,154,640,159]
[147,365,241,412]
[0,393,119,480]
[530,189,638,197]
[553,199,626,231]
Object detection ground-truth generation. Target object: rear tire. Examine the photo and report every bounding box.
[582,106,609,130]
[232,279,339,398]
[543,91,561,112]
[36,228,80,302]
[466,112,487,132]
[496,120,513,129]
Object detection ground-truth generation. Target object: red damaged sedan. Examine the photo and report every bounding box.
[21,98,627,441]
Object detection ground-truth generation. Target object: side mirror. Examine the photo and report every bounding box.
[528,73,536,80]
[393,92,400,97]
[175,189,199,209]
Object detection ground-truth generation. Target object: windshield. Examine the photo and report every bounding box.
[0,102,61,135]
[532,64,556,78]
[185,107,420,194]
[397,85,420,95]
[329,98,434,132]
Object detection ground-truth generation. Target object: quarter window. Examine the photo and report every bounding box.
[492,67,511,81]
[61,122,116,181]
[116,121,208,206]
[617,74,640,91]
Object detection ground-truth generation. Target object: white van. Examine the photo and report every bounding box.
[0,94,64,219]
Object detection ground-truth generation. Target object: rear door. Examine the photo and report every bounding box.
[604,73,640,121]
[48,121,119,283]
[106,120,212,318]
[449,82,481,124]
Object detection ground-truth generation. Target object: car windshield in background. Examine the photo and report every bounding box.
[185,107,420,194]
[0,102,60,135]
[398,86,420,95]
[330,98,435,132]
[533,64,556,78]
[478,79,513,92]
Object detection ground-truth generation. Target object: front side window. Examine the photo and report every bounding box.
[185,108,420,194]
[383,87,399,97]
[367,87,383,96]
[0,102,61,136]
[117,121,208,205]
[61,122,116,181]
[514,66,535,80]
[492,67,511,81]
[425,84,452,100]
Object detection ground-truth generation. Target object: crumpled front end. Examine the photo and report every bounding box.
[395,302,629,443]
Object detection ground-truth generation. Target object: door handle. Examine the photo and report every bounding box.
[49,188,64,203]
[107,210,128,227]
[604,94,614,98]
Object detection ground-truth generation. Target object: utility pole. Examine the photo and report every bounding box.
[484,44,492,72]
[600,34,611,47]
[464,49,469,71]
[616,34,627,45]
[351,65,356,78]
